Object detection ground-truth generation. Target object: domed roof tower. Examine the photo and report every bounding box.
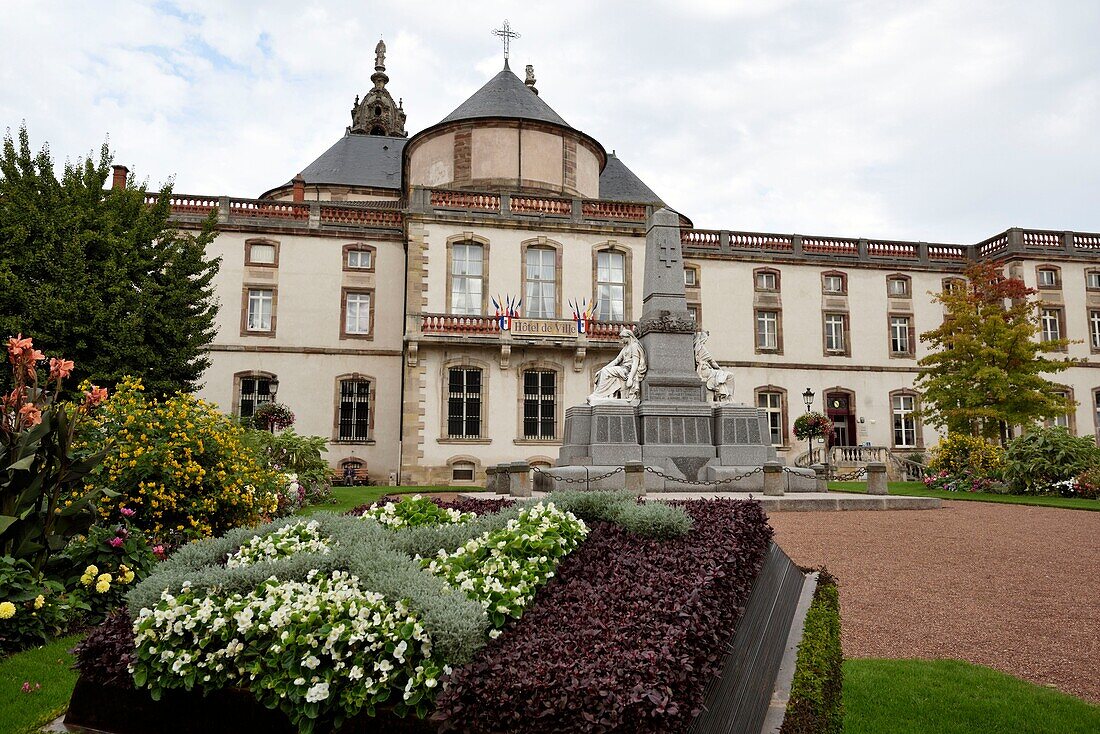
[403,61,607,198]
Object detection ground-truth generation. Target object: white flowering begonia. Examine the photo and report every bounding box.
[225,520,333,568]
[360,495,475,529]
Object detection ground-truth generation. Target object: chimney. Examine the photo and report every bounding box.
[111,165,129,190]
[292,174,305,202]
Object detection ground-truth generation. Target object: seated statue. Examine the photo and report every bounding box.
[588,329,647,404]
[694,330,734,403]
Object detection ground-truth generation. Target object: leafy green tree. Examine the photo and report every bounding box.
[0,125,220,395]
[916,261,1075,444]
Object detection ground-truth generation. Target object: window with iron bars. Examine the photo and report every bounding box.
[522,370,557,440]
[238,377,273,418]
[338,380,371,441]
[447,368,482,438]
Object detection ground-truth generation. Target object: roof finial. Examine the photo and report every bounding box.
[492,20,520,68]
[525,64,538,96]
[374,38,386,72]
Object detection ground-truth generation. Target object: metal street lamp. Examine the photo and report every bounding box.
[802,388,815,464]
[266,378,280,433]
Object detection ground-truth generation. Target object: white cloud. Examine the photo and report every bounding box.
[1,0,1097,241]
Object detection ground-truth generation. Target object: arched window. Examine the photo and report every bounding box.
[889,390,921,449]
[594,247,628,320]
[1035,264,1061,289]
[523,243,559,318]
[448,238,488,315]
[755,386,788,447]
[447,365,484,439]
[754,267,781,292]
[520,367,559,440]
[234,371,277,418]
[821,271,847,294]
[335,376,373,442]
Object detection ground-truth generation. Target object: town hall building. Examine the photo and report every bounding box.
[125,40,1100,485]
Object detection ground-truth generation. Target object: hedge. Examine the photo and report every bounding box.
[780,569,843,734]
[433,499,772,733]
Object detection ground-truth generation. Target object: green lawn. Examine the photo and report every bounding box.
[844,659,1100,734]
[829,480,1100,511]
[0,635,81,734]
[296,484,487,516]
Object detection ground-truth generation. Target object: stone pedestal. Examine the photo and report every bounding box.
[867,462,888,495]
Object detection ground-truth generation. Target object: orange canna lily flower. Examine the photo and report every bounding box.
[84,386,109,408]
[18,403,42,428]
[7,334,33,361]
[49,357,74,380]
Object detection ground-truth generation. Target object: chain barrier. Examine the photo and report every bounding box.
[830,467,868,481]
[642,465,763,487]
[530,465,625,484]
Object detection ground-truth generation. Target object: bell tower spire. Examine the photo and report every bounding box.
[349,37,407,137]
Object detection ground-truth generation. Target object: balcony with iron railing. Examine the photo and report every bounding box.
[412,312,635,345]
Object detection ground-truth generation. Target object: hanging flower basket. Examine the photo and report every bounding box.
[252,402,295,432]
[793,411,834,442]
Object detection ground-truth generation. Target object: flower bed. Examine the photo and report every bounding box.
[433,499,773,733]
[70,494,776,733]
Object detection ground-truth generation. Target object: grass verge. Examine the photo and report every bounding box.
[829,481,1100,511]
[843,658,1100,734]
[0,635,81,734]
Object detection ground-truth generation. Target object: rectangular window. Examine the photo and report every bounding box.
[347,249,372,270]
[524,248,557,319]
[596,250,626,321]
[1040,308,1062,342]
[823,274,844,293]
[1092,311,1100,350]
[1037,269,1058,287]
[892,394,917,447]
[888,278,910,297]
[238,377,272,418]
[824,313,847,353]
[451,243,483,315]
[246,289,273,332]
[757,391,784,446]
[1088,271,1100,290]
[890,316,912,355]
[755,271,778,291]
[248,243,276,265]
[687,305,698,322]
[684,268,697,286]
[344,292,372,335]
[522,370,556,440]
[756,311,778,350]
[447,368,482,438]
[338,380,371,441]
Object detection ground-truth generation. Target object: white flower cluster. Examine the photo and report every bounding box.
[422,502,587,627]
[131,570,446,730]
[225,520,332,568]
[360,495,475,529]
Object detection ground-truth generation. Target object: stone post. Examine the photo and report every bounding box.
[866,462,888,495]
[507,462,532,498]
[484,465,504,495]
[811,463,828,492]
[763,461,784,496]
[624,461,646,496]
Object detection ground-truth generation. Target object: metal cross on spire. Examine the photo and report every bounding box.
[492,20,520,62]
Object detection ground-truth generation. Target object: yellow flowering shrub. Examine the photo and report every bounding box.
[77,378,281,540]
[928,434,1006,478]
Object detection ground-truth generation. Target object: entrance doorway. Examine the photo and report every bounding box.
[825,391,856,447]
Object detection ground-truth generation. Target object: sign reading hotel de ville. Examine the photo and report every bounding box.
[510,318,580,338]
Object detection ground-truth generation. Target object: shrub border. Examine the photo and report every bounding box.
[778,568,843,734]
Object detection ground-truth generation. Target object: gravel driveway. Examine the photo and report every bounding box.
[766,501,1100,703]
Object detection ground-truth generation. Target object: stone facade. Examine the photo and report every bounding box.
[134,56,1100,486]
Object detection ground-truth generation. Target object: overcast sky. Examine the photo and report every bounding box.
[3,1,1098,242]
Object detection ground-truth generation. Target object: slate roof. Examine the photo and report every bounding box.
[292,133,407,190]
[439,65,570,127]
[599,153,663,204]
